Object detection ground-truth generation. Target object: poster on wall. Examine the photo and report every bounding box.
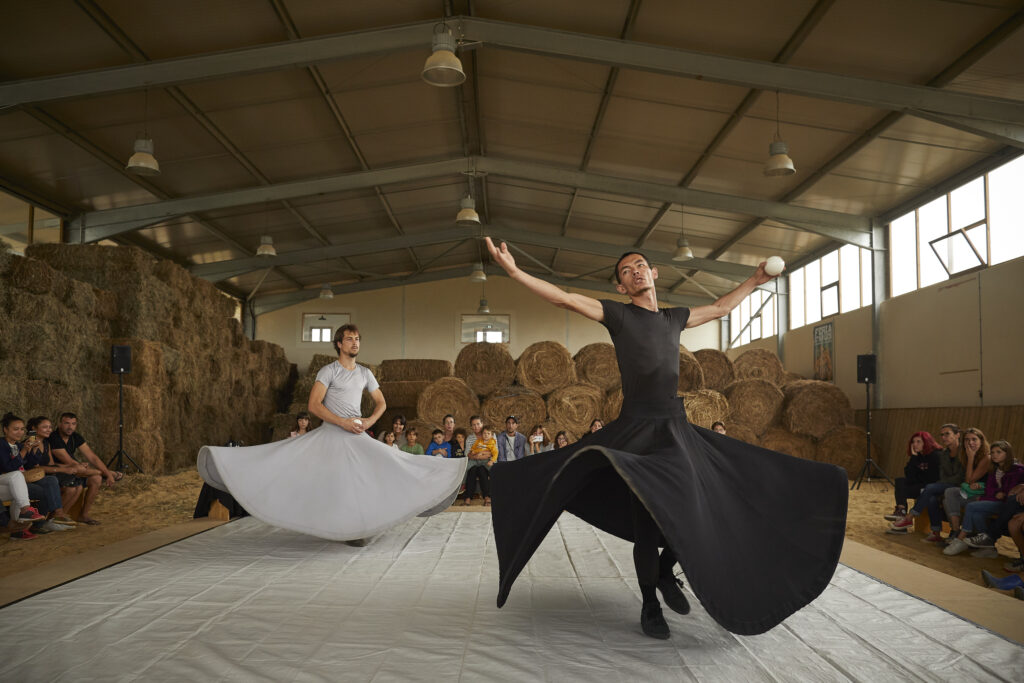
[813,322,834,382]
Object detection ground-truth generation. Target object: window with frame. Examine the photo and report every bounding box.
[301,313,351,343]
[788,245,873,330]
[460,314,510,344]
[730,288,776,348]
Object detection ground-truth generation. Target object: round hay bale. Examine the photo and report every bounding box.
[455,342,516,396]
[602,387,623,423]
[725,421,759,446]
[482,386,547,432]
[817,425,880,479]
[733,348,784,385]
[573,343,620,392]
[782,371,804,386]
[379,380,432,408]
[546,383,605,436]
[380,359,453,382]
[693,348,735,392]
[782,380,854,440]
[416,376,480,427]
[723,378,784,435]
[758,427,816,462]
[681,389,729,429]
[515,341,576,395]
[677,348,705,393]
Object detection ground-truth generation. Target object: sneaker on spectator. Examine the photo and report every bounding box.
[981,569,1024,590]
[943,538,969,555]
[921,532,942,543]
[890,517,915,530]
[16,507,46,523]
[41,520,73,532]
[964,532,995,548]
[970,547,999,559]
[1005,558,1024,573]
[884,525,909,534]
[31,524,53,535]
[10,529,37,540]
[883,506,907,522]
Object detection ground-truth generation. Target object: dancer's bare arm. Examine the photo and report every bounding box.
[485,237,604,322]
[363,388,387,431]
[686,262,778,328]
[308,382,369,434]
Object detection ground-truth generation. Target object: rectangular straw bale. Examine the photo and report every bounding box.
[379,359,453,382]
[270,413,297,442]
[307,354,337,375]
[380,381,432,408]
[8,254,61,294]
[101,338,165,387]
[97,383,160,436]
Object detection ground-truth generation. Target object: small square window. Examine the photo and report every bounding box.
[302,313,351,342]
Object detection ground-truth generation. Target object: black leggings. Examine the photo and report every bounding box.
[464,466,490,500]
[894,478,927,508]
[630,492,676,601]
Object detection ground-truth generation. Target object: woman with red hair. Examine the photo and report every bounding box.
[884,431,941,523]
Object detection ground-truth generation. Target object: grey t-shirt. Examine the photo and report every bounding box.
[314,361,379,419]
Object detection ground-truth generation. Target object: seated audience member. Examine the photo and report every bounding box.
[1,412,52,538]
[450,428,467,458]
[21,416,77,530]
[939,427,991,541]
[465,415,483,453]
[944,439,1022,556]
[289,412,311,438]
[883,431,940,527]
[590,419,604,433]
[48,412,121,525]
[441,414,456,447]
[400,428,424,455]
[554,431,571,449]
[972,475,1024,561]
[528,424,553,454]
[381,431,398,448]
[379,415,408,448]
[464,424,497,505]
[497,416,527,462]
[889,424,965,540]
[425,429,451,458]
[711,421,727,435]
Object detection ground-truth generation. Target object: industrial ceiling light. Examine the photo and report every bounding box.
[319,283,334,299]
[422,22,466,87]
[476,297,490,314]
[764,90,796,177]
[127,89,161,176]
[256,235,276,257]
[671,205,694,262]
[456,196,480,225]
[469,261,487,282]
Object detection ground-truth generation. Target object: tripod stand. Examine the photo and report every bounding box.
[851,380,891,490]
[106,372,144,473]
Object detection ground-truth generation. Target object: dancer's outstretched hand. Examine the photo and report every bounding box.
[485,236,517,275]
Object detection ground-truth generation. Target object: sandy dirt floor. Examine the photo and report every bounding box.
[1,473,1021,592]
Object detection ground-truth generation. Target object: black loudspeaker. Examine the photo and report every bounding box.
[111,345,132,375]
[856,354,876,384]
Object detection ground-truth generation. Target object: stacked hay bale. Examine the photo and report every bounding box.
[5,243,295,472]
[681,389,729,430]
[693,349,735,392]
[574,342,622,432]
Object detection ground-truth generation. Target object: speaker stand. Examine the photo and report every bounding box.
[851,381,891,490]
[106,373,144,473]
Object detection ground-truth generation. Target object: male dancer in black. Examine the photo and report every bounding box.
[484,237,847,639]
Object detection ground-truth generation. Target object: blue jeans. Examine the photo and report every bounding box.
[963,500,1003,535]
[923,484,957,531]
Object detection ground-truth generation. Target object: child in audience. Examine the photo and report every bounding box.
[465,424,497,505]
[400,428,424,455]
[884,431,940,526]
[528,424,553,454]
[425,429,451,458]
[381,431,398,448]
[289,413,311,438]
[945,439,1022,556]
[590,419,604,433]
[450,428,467,458]
[555,431,571,449]
[711,422,727,435]
[940,427,991,541]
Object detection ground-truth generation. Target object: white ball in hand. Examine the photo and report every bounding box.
[353,419,363,427]
[765,256,785,277]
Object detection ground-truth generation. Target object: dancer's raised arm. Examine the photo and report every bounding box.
[686,262,778,328]
[485,237,604,322]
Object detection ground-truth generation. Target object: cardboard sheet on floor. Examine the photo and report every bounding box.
[1,514,1021,681]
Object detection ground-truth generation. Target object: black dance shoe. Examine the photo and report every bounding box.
[657,576,691,615]
[640,603,670,639]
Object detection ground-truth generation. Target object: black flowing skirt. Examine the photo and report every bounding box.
[490,398,848,636]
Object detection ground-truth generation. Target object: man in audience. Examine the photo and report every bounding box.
[888,423,963,540]
[48,412,119,524]
[497,415,527,462]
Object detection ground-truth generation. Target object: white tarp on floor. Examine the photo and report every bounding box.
[2,513,1022,682]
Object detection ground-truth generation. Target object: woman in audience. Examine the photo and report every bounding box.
[711,421,726,435]
[890,425,967,541]
[940,427,991,541]
[289,413,311,438]
[464,424,497,506]
[379,415,408,448]
[589,419,604,433]
[21,416,78,528]
[528,425,553,454]
[555,431,571,449]
[1,412,49,538]
[883,431,940,524]
[946,439,1023,556]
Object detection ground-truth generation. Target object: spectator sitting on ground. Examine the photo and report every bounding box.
[528,424,553,454]
[289,412,311,438]
[48,412,121,525]
[884,430,940,527]
[1,412,53,538]
[711,421,726,435]
[425,429,451,458]
[379,414,407,448]
[945,439,1023,556]
[589,419,604,433]
[465,424,497,505]
[400,428,424,455]
[554,431,571,449]
[21,416,78,529]
[940,427,991,542]
[497,416,527,462]
[889,423,965,541]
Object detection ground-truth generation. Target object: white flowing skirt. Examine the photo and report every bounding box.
[197,423,467,541]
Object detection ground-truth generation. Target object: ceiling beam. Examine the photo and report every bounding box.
[7,16,1024,132]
